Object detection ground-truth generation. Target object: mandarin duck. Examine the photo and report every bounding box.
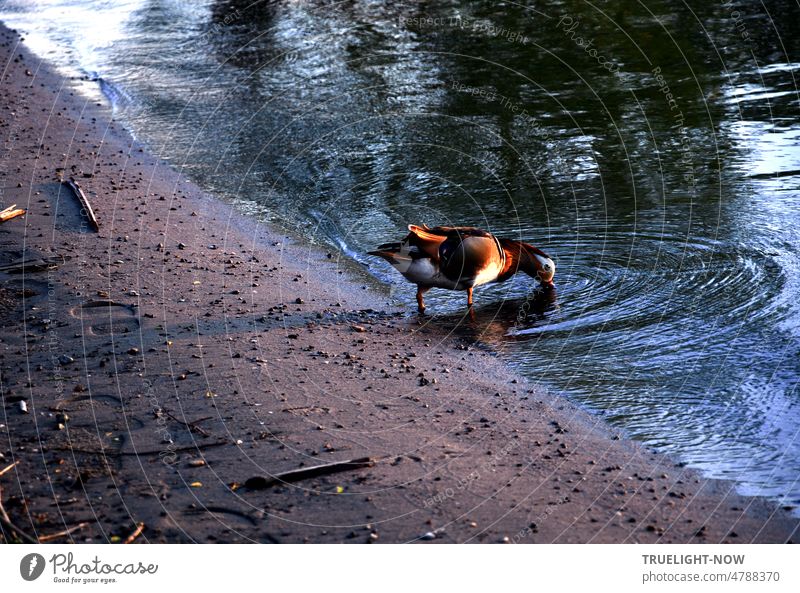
[368,224,555,311]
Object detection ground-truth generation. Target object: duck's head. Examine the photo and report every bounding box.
[519,242,556,288]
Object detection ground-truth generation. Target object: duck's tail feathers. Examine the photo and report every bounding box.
[368,249,402,261]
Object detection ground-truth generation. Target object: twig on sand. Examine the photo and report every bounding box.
[161,409,212,437]
[282,405,330,414]
[0,462,19,478]
[0,463,38,543]
[1,463,88,544]
[38,522,90,542]
[124,522,145,544]
[243,456,376,490]
[57,440,229,457]
[0,204,25,223]
[0,484,38,544]
[63,178,99,231]
[184,506,259,526]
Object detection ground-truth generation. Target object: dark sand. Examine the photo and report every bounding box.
[0,23,797,543]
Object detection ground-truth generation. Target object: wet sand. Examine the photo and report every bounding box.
[0,23,797,543]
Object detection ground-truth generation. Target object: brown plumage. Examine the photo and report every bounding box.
[369,225,555,312]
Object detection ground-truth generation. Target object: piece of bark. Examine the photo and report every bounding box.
[81,299,134,309]
[0,204,25,223]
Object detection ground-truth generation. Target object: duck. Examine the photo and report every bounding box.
[368,224,555,312]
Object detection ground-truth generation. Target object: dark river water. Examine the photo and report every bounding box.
[2,0,800,509]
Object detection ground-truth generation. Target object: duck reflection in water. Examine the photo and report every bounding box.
[419,285,559,343]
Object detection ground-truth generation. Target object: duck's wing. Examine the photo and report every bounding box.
[372,225,497,263]
[404,224,449,261]
[406,226,503,283]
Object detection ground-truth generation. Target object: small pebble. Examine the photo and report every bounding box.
[421,532,436,540]
[19,401,28,413]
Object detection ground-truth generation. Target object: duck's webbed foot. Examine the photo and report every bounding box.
[416,286,430,313]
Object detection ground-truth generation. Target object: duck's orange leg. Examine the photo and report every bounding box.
[466,287,474,308]
[416,286,430,312]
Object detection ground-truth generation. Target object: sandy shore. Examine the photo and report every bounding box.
[0,23,797,544]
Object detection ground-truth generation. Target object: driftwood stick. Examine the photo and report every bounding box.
[0,204,25,223]
[64,178,99,231]
[123,522,145,544]
[0,484,38,544]
[81,299,133,309]
[244,456,376,490]
[38,522,90,542]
